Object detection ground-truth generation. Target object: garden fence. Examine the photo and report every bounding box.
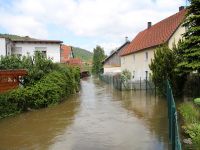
[166,80,182,150]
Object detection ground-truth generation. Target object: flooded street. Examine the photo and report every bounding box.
[0,77,170,150]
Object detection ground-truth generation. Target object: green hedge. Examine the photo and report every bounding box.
[0,66,80,119]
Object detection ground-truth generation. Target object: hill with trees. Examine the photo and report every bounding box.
[72,47,93,62]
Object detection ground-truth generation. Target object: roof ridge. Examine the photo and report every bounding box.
[121,9,187,56]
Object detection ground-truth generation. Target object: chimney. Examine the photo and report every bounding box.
[179,6,184,11]
[125,36,129,42]
[147,22,152,29]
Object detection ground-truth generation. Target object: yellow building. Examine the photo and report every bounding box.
[120,7,187,81]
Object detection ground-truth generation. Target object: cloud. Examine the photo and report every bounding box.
[0,0,185,53]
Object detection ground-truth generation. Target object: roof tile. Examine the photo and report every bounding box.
[121,9,187,56]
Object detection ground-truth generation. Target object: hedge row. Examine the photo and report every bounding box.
[0,66,80,119]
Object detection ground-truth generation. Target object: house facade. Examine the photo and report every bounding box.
[103,41,130,74]
[60,44,74,63]
[120,7,187,81]
[0,35,62,63]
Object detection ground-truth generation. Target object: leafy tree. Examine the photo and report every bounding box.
[92,45,106,74]
[149,45,177,95]
[0,52,57,86]
[177,0,200,73]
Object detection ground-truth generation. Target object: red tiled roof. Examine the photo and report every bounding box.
[121,9,187,56]
[67,58,82,66]
[61,44,73,63]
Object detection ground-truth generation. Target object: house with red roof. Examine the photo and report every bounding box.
[60,44,74,63]
[61,44,83,69]
[120,7,187,81]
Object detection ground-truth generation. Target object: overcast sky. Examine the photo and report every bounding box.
[0,0,186,54]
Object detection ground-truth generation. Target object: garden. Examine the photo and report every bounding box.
[0,52,80,119]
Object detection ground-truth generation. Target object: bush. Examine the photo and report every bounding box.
[0,66,80,118]
[121,69,131,81]
[184,123,200,148]
[0,52,58,86]
[194,98,200,106]
[179,102,200,148]
[179,102,199,124]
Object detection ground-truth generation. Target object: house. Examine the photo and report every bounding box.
[0,34,62,63]
[120,7,187,81]
[60,44,74,63]
[60,44,83,69]
[103,40,130,74]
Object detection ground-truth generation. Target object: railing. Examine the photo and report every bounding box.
[166,80,182,150]
[99,74,122,90]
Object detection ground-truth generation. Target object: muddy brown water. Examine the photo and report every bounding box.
[0,77,170,150]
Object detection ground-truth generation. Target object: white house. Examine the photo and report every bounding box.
[120,7,187,81]
[0,35,62,63]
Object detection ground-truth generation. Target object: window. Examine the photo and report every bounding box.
[35,47,47,57]
[133,54,135,62]
[41,51,47,58]
[145,52,148,61]
[132,71,135,79]
[12,47,22,56]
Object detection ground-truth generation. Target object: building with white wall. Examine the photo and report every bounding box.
[0,35,62,63]
[120,7,187,81]
[103,41,130,74]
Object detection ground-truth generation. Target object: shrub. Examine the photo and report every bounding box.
[0,52,58,86]
[179,102,199,124]
[121,69,131,81]
[194,98,200,106]
[0,66,80,119]
[184,123,200,148]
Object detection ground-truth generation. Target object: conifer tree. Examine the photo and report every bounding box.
[92,45,106,75]
[178,0,200,73]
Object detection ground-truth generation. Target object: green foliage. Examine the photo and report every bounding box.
[0,34,35,41]
[0,52,57,86]
[179,101,200,147]
[184,123,200,147]
[149,44,180,95]
[194,98,200,106]
[72,47,93,62]
[0,66,80,119]
[121,69,131,82]
[92,45,106,75]
[179,102,200,124]
[177,0,200,73]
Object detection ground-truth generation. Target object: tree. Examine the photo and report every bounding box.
[149,45,177,95]
[92,45,106,75]
[177,0,200,74]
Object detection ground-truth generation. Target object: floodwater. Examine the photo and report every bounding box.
[0,77,170,150]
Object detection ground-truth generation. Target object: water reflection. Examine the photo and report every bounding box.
[0,95,80,150]
[0,77,169,150]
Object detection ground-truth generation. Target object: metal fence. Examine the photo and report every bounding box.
[99,74,122,90]
[99,74,155,91]
[166,80,182,150]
